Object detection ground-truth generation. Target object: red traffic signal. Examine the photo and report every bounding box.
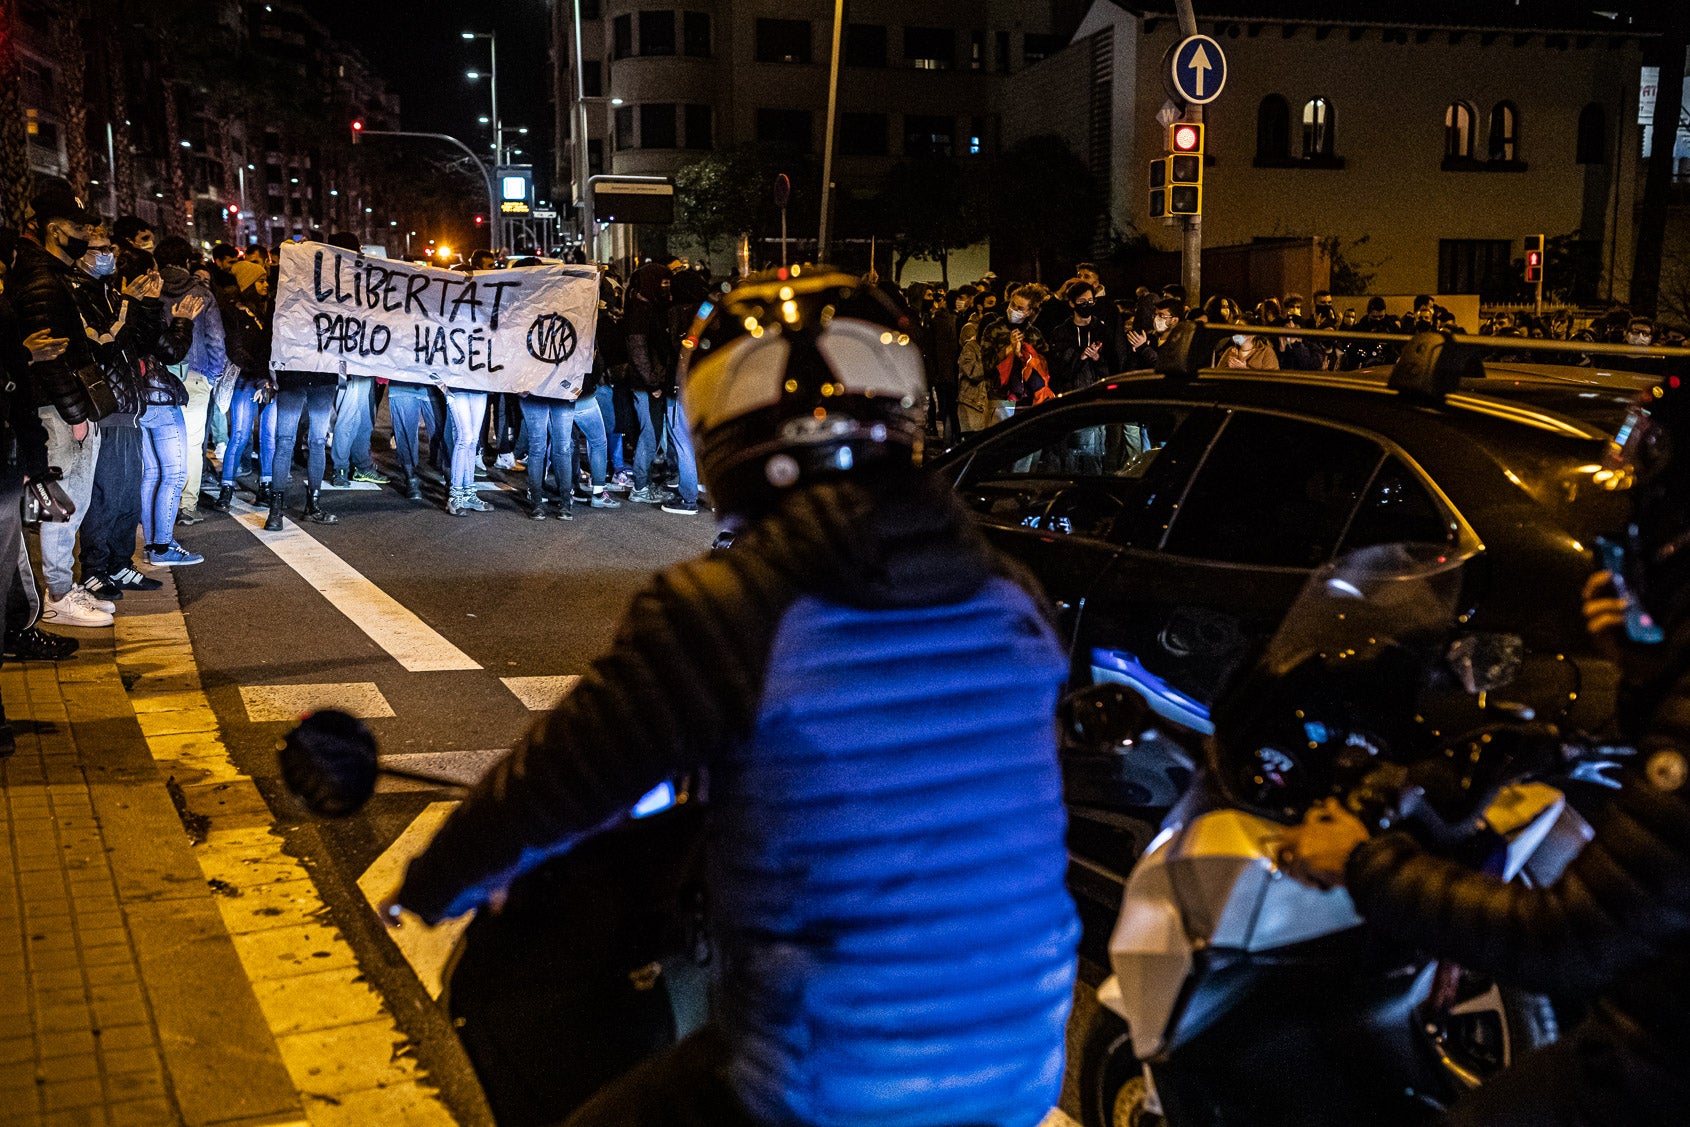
[351,119,364,145]
[474,215,484,226]
[1523,233,1544,283]
[1169,121,1204,154]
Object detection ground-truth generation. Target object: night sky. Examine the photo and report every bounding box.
[300,0,555,195]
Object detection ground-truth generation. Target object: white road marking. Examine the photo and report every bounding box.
[228,498,482,672]
[501,674,581,710]
[318,479,383,491]
[356,801,471,999]
[375,749,508,793]
[239,682,396,723]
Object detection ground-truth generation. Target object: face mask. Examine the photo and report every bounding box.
[1073,301,1096,316]
[1153,318,1172,333]
[1007,308,1027,324]
[85,251,116,278]
[1233,334,1250,347]
[1626,332,1651,346]
[58,231,90,261]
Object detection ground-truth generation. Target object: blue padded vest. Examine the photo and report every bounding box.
[711,577,1079,1127]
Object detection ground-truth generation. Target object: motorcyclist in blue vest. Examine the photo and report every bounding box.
[392,267,1080,1127]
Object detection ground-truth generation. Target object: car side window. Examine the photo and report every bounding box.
[957,405,1194,540]
[1162,412,1384,568]
[1341,456,1458,551]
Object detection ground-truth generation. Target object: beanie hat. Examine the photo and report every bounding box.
[231,259,267,294]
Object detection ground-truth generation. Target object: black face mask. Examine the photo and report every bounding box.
[1073,301,1096,316]
[58,231,90,261]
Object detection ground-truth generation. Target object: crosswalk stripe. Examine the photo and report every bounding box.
[501,674,581,710]
[375,749,508,793]
[228,499,482,672]
[356,801,471,999]
[239,682,396,723]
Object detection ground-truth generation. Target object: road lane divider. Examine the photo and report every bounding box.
[500,674,581,710]
[227,499,482,673]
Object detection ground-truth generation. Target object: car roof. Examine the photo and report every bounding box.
[1070,362,1651,442]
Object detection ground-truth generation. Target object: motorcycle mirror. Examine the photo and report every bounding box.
[1444,633,1524,696]
[279,710,381,817]
[1060,683,1153,752]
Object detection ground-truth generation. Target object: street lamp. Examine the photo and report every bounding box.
[462,30,502,164]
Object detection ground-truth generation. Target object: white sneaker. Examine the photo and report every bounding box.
[72,585,116,614]
[494,452,517,470]
[44,592,113,628]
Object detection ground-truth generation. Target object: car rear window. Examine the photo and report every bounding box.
[1163,412,1384,568]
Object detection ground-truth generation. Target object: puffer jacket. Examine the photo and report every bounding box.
[398,471,1080,1127]
[0,288,52,480]
[65,271,173,417]
[8,239,100,423]
[160,264,227,379]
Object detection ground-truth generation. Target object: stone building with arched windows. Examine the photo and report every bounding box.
[1005,0,1653,304]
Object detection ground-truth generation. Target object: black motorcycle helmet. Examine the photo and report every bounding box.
[1605,375,1690,628]
[680,266,926,520]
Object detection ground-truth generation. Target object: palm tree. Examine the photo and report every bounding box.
[51,0,91,197]
[0,0,34,228]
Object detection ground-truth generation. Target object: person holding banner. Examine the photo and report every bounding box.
[265,356,340,530]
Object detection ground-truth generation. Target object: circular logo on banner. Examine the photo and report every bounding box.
[526,314,579,363]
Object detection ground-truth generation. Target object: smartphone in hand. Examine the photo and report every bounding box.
[1596,536,1665,645]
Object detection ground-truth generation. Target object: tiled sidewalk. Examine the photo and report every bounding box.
[0,568,460,1127]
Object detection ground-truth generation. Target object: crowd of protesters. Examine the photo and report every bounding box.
[0,180,709,752]
[893,263,1687,447]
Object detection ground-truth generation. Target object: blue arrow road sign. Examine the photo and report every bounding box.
[1169,34,1227,105]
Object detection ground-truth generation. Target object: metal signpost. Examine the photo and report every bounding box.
[1162,9,1227,306]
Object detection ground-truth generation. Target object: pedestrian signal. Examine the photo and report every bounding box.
[1524,233,1544,284]
[351,119,364,145]
[1149,158,1167,219]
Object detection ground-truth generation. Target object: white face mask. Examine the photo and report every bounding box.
[1153,317,1172,334]
[1007,308,1028,324]
[1233,334,1250,347]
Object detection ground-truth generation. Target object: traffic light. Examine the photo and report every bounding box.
[1524,233,1544,284]
[474,216,484,227]
[1167,121,1203,216]
[1148,158,1167,219]
[351,119,364,145]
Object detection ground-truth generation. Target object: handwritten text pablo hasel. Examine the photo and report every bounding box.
[309,251,515,371]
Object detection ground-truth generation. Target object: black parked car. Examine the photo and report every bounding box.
[933,356,1652,957]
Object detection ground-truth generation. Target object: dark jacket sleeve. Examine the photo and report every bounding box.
[0,295,51,478]
[1348,668,1690,998]
[152,310,195,366]
[12,256,97,424]
[396,550,799,923]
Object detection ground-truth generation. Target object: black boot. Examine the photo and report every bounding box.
[0,698,13,758]
[263,488,286,531]
[211,484,233,512]
[527,489,547,520]
[404,474,423,501]
[254,480,273,506]
[304,488,338,525]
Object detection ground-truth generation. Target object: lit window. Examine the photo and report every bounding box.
[1444,101,1477,160]
[1488,102,1518,162]
[1302,97,1333,157]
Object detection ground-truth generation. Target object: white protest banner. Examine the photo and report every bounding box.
[271,241,599,400]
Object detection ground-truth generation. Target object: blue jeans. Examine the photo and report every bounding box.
[665,396,698,506]
[519,397,574,505]
[596,384,626,474]
[272,381,336,493]
[632,391,659,489]
[445,390,488,490]
[331,375,375,473]
[223,377,277,486]
[139,404,187,546]
[388,382,438,476]
[574,397,609,488]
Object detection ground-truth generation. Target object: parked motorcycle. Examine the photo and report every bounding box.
[1071,543,1623,1127]
[279,711,709,1126]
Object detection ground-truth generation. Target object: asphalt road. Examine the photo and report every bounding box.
[169,450,715,1123]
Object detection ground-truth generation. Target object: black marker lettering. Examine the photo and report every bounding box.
[312,252,334,302]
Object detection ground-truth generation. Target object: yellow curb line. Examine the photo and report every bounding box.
[113,581,460,1127]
